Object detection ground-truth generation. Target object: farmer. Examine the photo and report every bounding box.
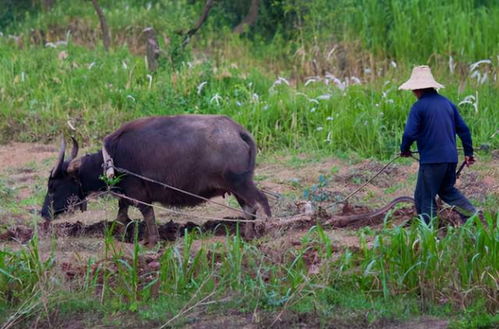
[399,65,477,223]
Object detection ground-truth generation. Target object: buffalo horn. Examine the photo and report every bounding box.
[69,137,79,161]
[51,138,66,177]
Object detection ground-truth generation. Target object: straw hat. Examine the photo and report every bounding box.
[399,65,444,90]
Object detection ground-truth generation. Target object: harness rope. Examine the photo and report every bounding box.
[108,191,265,223]
[111,165,261,218]
[54,146,471,225]
[99,147,419,222]
[96,146,479,224]
[326,155,403,209]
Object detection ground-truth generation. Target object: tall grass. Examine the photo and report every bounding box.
[358,217,498,311]
[0,39,497,157]
[275,0,499,63]
[1,214,497,326]
[0,0,497,156]
[5,0,498,63]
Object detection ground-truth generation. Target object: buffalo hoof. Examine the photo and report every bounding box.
[40,220,51,234]
[243,221,265,240]
[144,235,159,248]
[242,222,254,240]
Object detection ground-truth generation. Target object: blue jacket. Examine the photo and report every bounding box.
[400,90,473,164]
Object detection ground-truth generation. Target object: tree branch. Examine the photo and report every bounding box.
[182,0,215,47]
[91,0,111,51]
[233,0,259,34]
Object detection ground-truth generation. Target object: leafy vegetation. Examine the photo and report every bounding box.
[1,216,497,327]
[0,0,497,157]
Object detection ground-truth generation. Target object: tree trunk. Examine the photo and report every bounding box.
[182,0,215,47]
[91,0,111,51]
[41,0,55,11]
[143,27,160,72]
[233,0,259,34]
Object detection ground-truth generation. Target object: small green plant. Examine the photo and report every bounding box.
[99,173,125,187]
[0,179,16,203]
[303,175,332,202]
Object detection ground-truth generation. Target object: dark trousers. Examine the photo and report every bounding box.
[415,163,476,223]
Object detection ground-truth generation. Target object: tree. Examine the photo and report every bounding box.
[182,0,216,47]
[143,27,160,72]
[233,0,259,34]
[90,0,111,51]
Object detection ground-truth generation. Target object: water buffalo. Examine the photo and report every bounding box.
[41,115,272,245]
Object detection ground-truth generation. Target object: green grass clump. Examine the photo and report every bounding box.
[1,214,497,327]
[357,216,498,311]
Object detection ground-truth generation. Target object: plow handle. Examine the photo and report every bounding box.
[456,160,467,179]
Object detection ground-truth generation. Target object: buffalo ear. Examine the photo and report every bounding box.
[67,158,82,176]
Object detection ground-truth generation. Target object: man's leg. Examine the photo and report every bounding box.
[438,163,476,222]
[415,164,447,223]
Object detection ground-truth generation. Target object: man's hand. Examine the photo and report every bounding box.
[465,156,475,166]
[400,151,412,157]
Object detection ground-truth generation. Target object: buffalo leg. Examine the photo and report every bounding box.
[232,180,272,218]
[113,199,132,240]
[235,195,257,219]
[255,188,271,217]
[138,205,160,246]
[234,195,261,240]
[116,198,132,224]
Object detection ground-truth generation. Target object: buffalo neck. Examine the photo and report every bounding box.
[79,151,107,194]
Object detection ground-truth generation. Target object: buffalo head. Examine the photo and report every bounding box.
[41,138,86,219]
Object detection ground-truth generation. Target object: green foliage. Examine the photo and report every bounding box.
[1,214,497,326]
[0,232,55,320]
[0,0,38,30]
[303,174,332,202]
[99,173,124,187]
[357,215,498,311]
[232,0,499,63]
[0,178,16,203]
[0,38,496,155]
[0,0,498,156]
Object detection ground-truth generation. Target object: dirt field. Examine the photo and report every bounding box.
[1,141,497,259]
[1,142,497,328]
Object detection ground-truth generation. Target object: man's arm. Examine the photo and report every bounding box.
[400,105,420,154]
[453,104,474,166]
[453,104,474,157]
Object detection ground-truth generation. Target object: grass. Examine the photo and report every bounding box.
[0,214,497,328]
[0,1,498,158]
[0,40,497,157]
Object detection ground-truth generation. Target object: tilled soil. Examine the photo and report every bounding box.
[1,142,496,249]
[0,202,417,244]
